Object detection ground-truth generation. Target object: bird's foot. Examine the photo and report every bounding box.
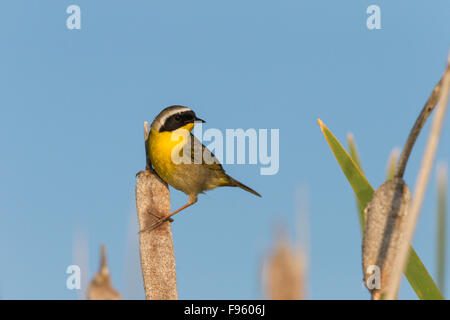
[147,210,174,223]
[139,216,172,234]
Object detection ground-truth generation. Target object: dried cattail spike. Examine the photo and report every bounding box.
[264,230,305,300]
[86,245,121,300]
[362,178,411,299]
[99,245,108,274]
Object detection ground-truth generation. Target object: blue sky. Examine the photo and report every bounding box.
[0,1,449,299]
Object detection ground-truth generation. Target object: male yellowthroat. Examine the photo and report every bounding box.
[147,105,261,227]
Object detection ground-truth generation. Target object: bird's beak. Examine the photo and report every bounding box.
[195,117,206,123]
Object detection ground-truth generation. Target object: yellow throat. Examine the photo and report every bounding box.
[148,122,194,182]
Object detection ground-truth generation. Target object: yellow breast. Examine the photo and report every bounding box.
[147,124,193,185]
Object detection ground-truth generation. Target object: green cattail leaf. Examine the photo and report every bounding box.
[318,119,444,300]
[347,133,366,228]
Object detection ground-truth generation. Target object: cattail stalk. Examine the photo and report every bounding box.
[386,56,450,300]
[386,148,400,181]
[135,122,178,299]
[436,162,447,294]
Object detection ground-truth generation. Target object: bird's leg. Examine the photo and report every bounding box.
[140,195,198,233]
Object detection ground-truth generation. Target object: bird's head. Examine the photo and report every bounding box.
[151,105,205,133]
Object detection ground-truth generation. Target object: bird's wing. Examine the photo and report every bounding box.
[189,133,225,172]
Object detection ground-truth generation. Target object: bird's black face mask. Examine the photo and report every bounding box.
[160,111,205,132]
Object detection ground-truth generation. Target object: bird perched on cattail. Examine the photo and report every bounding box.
[146,105,261,230]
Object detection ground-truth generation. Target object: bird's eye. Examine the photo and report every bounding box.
[174,114,181,121]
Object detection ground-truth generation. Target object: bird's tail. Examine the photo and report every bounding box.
[225,175,261,197]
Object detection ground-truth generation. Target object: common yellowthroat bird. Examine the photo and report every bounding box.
[147,105,261,228]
